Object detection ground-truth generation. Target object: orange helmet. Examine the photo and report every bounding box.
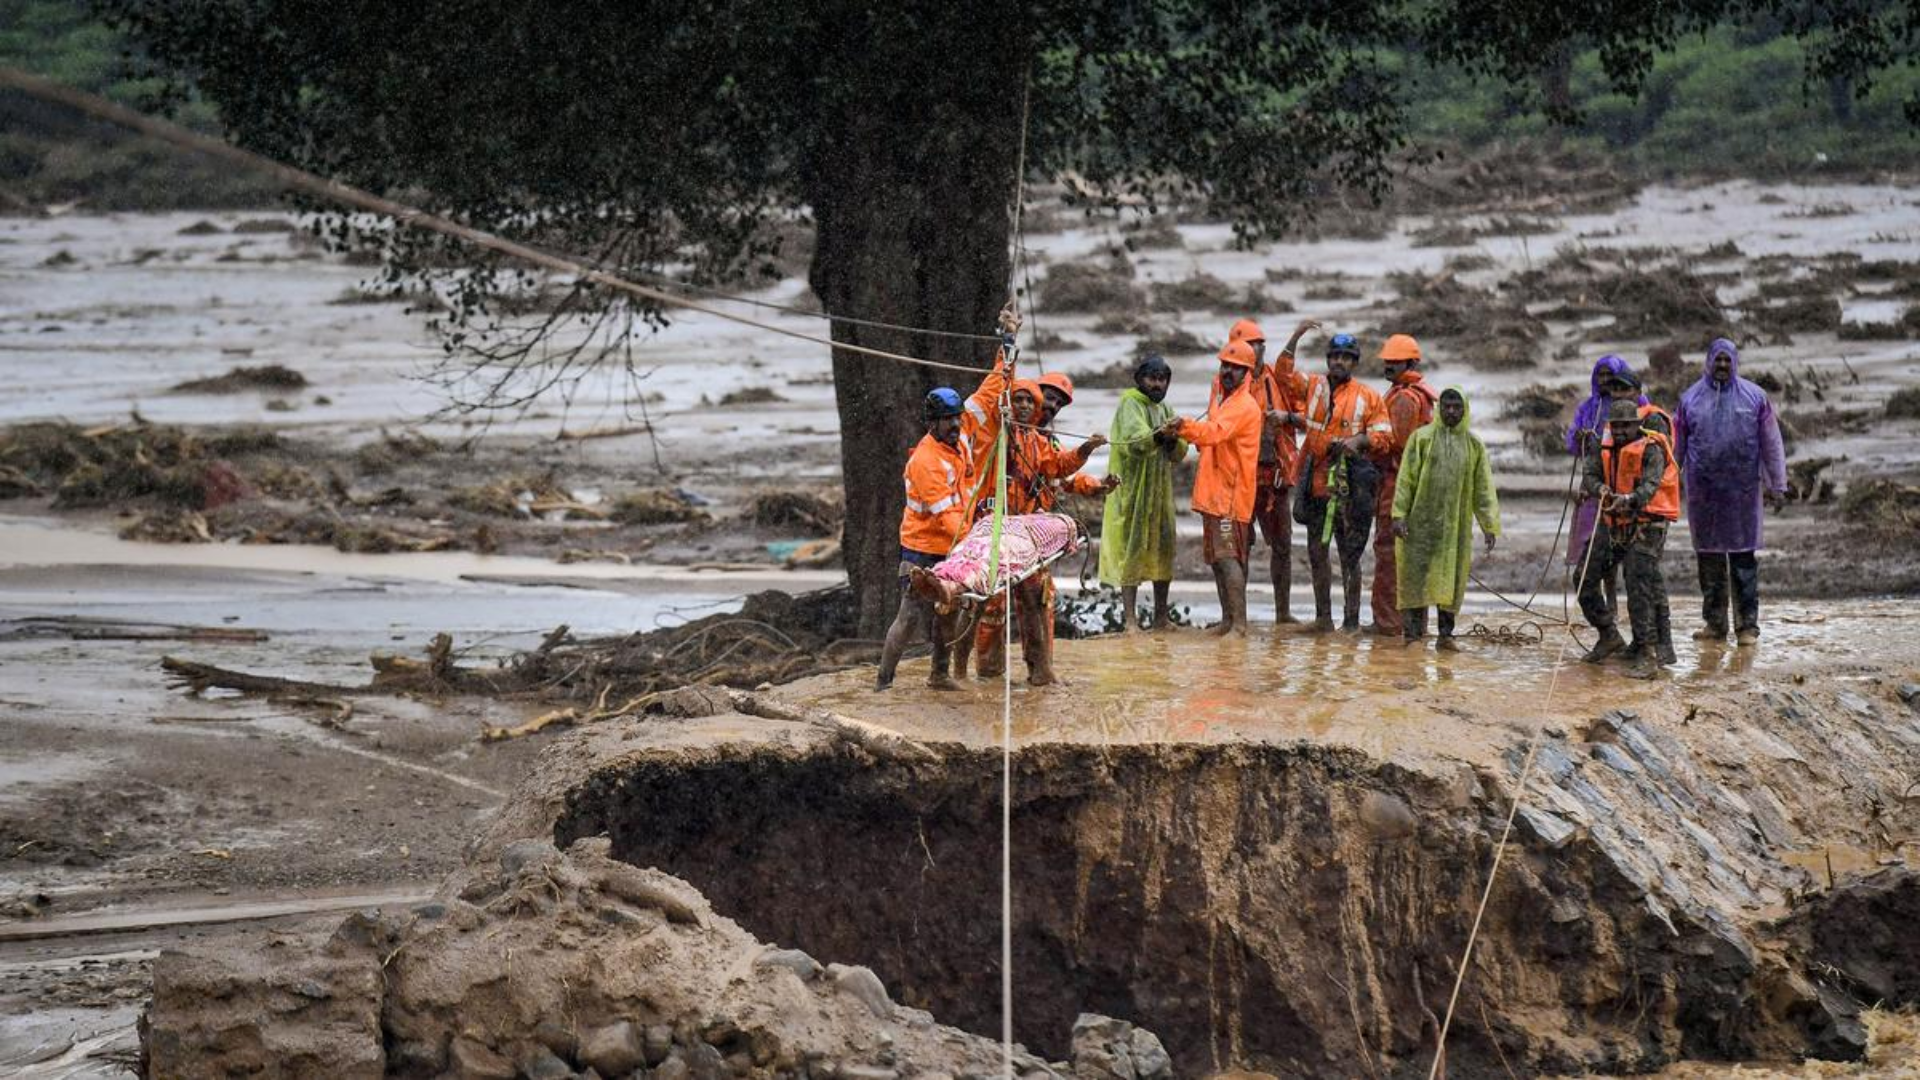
[1379,334,1422,362]
[1218,340,1257,369]
[1037,371,1075,405]
[1229,318,1266,345]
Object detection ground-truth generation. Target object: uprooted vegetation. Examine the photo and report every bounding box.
[1040,255,1144,313]
[167,364,310,395]
[1507,245,1731,344]
[1378,270,1547,369]
[1839,478,1920,536]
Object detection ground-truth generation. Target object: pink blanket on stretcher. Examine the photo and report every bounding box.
[934,512,1081,595]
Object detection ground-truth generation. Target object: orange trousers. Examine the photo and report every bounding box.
[1372,470,1402,635]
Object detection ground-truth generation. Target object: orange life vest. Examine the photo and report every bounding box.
[1601,428,1680,523]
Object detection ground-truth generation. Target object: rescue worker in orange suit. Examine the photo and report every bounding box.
[1036,372,1114,504]
[876,309,1020,690]
[1222,318,1307,624]
[1579,397,1681,679]
[1267,322,1392,633]
[1159,340,1264,636]
[963,378,1113,682]
[1369,334,1438,636]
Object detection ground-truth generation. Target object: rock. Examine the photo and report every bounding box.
[682,1041,727,1079]
[534,1018,578,1058]
[1127,1029,1171,1079]
[654,1049,692,1080]
[519,1043,577,1079]
[1592,742,1641,774]
[1517,806,1577,849]
[1896,682,1920,706]
[590,863,706,926]
[580,1020,646,1076]
[828,963,893,1018]
[449,1036,517,1080]
[756,947,824,981]
[1071,1013,1161,1079]
[841,1066,901,1080]
[1835,689,1876,719]
[500,838,562,876]
[644,1023,674,1066]
[1357,790,1416,840]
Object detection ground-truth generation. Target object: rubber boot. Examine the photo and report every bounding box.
[1309,549,1335,632]
[1627,653,1662,679]
[1272,550,1297,624]
[1339,557,1363,634]
[1695,553,1730,641]
[1583,628,1626,664]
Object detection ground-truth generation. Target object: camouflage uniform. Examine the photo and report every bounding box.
[1577,437,1675,664]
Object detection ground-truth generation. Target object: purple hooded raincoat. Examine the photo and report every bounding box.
[1672,339,1788,553]
[1565,355,1650,565]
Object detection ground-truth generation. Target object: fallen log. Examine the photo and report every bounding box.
[721,689,937,763]
[162,656,370,698]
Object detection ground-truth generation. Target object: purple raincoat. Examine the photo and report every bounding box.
[1565,355,1652,565]
[1672,338,1788,553]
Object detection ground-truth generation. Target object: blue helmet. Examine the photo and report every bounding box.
[1328,332,1360,358]
[923,387,963,420]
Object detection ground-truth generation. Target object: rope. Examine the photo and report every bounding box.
[642,274,999,342]
[0,67,987,378]
[1428,486,1617,1077]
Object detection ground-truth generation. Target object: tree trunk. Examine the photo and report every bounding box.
[808,90,1022,636]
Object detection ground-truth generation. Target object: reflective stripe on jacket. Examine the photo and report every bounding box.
[900,433,971,555]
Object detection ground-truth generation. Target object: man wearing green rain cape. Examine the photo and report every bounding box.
[1390,388,1501,649]
[1099,354,1187,631]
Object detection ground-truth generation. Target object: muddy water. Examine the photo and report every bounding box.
[797,597,1920,771]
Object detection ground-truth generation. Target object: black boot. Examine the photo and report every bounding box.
[1583,628,1626,664]
[1695,554,1730,640]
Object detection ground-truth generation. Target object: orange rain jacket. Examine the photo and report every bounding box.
[1377,371,1438,473]
[899,348,1015,556]
[1178,378,1264,521]
[1270,351,1392,498]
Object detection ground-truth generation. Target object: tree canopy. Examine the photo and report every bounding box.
[95,0,1918,630]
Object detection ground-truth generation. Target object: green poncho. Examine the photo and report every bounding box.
[1391,389,1500,612]
[1098,388,1186,587]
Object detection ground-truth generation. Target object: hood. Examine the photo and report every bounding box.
[1436,386,1470,432]
[1589,354,1632,397]
[1704,337,1740,380]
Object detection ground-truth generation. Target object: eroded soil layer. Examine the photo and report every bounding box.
[553,738,1874,1077]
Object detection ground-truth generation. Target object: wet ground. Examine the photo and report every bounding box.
[3,182,1918,1075]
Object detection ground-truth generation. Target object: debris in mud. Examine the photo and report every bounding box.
[1785,456,1842,503]
[140,837,1109,1079]
[0,420,276,511]
[1888,388,1920,420]
[1041,256,1144,313]
[1379,270,1545,369]
[1503,383,1581,422]
[1749,294,1841,341]
[1507,246,1730,343]
[717,386,788,407]
[1839,479,1920,535]
[351,429,443,475]
[168,364,310,395]
[1150,271,1266,314]
[162,587,876,715]
[446,472,603,520]
[176,219,224,236]
[119,507,213,543]
[0,463,42,498]
[230,217,295,233]
[611,488,710,525]
[1066,359,1137,389]
[1408,215,1559,247]
[746,489,842,536]
[1131,324,1211,359]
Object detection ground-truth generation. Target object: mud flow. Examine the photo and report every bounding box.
[552,738,1882,1077]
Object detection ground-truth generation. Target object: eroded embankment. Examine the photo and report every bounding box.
[550,735,1874,1077]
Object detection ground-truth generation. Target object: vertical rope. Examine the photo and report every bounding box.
[985,399,1015,1078]
[1429,490,1614,1077]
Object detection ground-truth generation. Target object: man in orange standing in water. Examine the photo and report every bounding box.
[1370,333,1438,636]
[1159,339,1264,636]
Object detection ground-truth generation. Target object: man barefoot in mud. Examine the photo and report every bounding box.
[1160,340,1263,636]
[1580,398,1680,679]
[1267,324,1392,632]
[1391,388,1499,650]
[1672,338,1788,647]
[1100,355,1185,631]
[1230,319,1307,625]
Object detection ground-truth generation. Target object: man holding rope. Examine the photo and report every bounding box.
[875,310,1021,690]
[1579,397,1681,679]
